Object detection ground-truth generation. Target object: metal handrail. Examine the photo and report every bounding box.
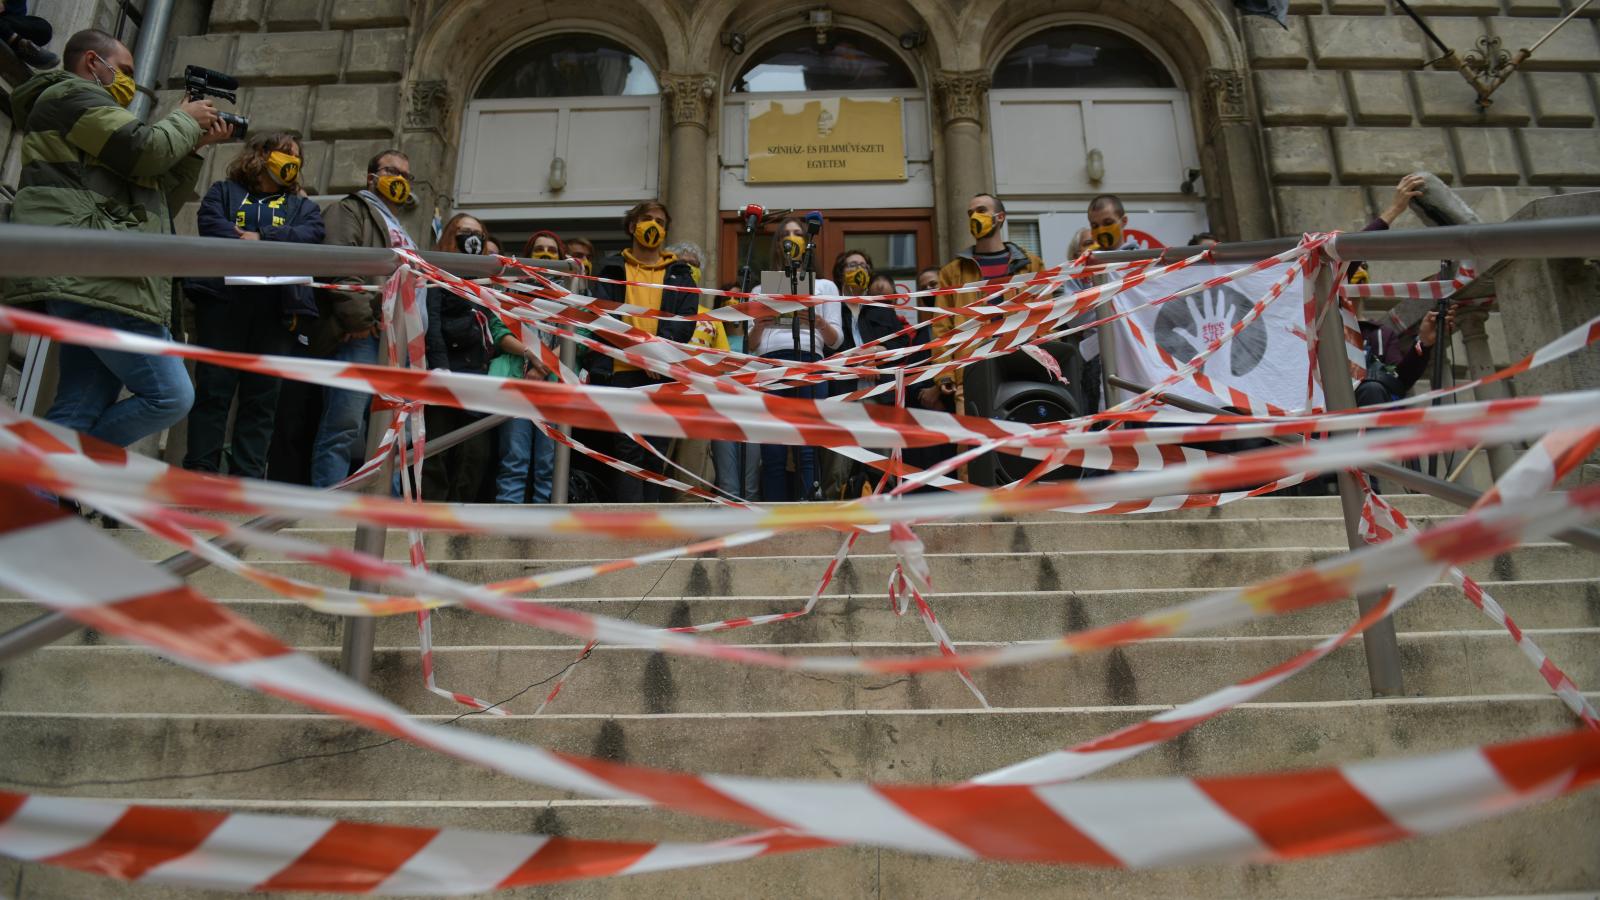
[0,223,572,279]
[1087,214,1600,265]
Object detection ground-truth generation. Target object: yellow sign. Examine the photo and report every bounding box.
[746,96,906,183]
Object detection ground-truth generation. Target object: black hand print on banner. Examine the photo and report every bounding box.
[1153,284,1269,378]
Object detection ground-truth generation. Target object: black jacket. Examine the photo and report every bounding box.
[184,179,325,321]
[584,252,699,383]
[425,287,494,374]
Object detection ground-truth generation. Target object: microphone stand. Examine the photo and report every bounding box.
[736,216,761,501]
[1428,296,1452,478]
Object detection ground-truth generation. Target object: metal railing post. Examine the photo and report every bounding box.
[1313,262,1407,697]
[337,315,397,683]
[549,336,575,504]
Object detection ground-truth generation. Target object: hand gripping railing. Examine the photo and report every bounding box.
[0,224,572,677]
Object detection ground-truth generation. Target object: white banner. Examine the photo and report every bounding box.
[1107,261,1321,412]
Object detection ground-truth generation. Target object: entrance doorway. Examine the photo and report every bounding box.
[716,208,935,291]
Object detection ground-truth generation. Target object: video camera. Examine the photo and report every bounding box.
[183,65,249,139]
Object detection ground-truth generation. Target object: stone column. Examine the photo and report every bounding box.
[1203,68,1277,241]
[934,71,990,260]
[1453,304,1518,480]
[660,74,718,254]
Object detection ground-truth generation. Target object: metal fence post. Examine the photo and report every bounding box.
[549,336,575,504]
[337,318,396,684]
[1313,261,1407,698]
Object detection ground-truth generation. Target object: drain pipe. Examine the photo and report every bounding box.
[127,0,177,121]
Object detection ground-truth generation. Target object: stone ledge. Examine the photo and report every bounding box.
[1276,185,1372,234]
[1245,16,1310,69]
[1347,71,1413,125]
[265,0,324,32]
[1266,127,1335,183]
[344,28,407,83]
[1256,71,1349,125]
[234,31,345,85]
[1333,127,1454,183]
[208,0,265,32]
[1518,129,1600,184]
[1526,72,1597,126]
[1451,128,1524,185]
[331,0,411,28]
[1307,16,1428,68]
[310,84,400,139]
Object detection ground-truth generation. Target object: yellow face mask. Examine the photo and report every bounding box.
[968,211,998,240]
[576,256,593,274]
[843,268,869,292]
[1349,265,1371,285]
[93,56,137,108]
[266,151,301,188]
[1091,221,1124,251]
[633,219,666,249]
[687,264,702,287]
[374,173,411,206]
[530,250,558,261]
[780,233,806,263]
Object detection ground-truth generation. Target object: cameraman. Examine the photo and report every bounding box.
[183,131,324,480]
[3,28,232,450]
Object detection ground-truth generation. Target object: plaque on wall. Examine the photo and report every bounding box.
[746,96,907,183]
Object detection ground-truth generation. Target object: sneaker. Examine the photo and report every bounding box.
[8,37,58,69]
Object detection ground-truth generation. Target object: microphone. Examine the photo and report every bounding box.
[741,203,765,233]
[804,210,824,237]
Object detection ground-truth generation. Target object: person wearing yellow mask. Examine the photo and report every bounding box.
[584,200,700,502]
[182,131,326,481]
[309,148,424,487]
[1087,194,1135,253]
[929,192,1044,408]
[3,28,233,454]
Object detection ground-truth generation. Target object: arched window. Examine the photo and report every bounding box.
[731,30,916,93]
[475,35,658,100]
[993,25,1175,90]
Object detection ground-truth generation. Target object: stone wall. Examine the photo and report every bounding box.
[156,0,413,235]
[1245,0,1600,279]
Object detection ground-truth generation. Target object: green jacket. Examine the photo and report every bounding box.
[2,70,205,327]
[311,193,391,357]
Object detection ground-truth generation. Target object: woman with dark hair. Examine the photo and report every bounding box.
[184,131,324,479]
[748,216,842,501]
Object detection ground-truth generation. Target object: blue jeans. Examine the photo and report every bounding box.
[759,349,825,502]
[310,335,380,488]
[42,299,194,447]
[712,440,751,499]
[494,419,556,503]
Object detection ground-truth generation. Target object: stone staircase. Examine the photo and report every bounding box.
[2,495,1598,898]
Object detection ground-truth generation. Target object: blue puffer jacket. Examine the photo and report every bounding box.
[183,179,325,322]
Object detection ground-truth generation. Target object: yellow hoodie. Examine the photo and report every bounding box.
[617,249,676,372]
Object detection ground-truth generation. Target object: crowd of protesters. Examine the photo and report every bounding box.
[3,28,1455,509]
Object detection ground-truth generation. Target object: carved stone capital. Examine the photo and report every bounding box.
[660,73,718,129]
[405,79,451,132]
[1202,68,1250,125]
[934,70,989,125]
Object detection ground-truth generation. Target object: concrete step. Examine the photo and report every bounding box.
[1,696,1589,803]
[6,578,1593,647]
[18,543,1587,602]
[107,514,1465,561]
[3,789,1595,899]
[6,630,1596,716]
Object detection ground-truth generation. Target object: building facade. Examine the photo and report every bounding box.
[106,0,1600,284]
